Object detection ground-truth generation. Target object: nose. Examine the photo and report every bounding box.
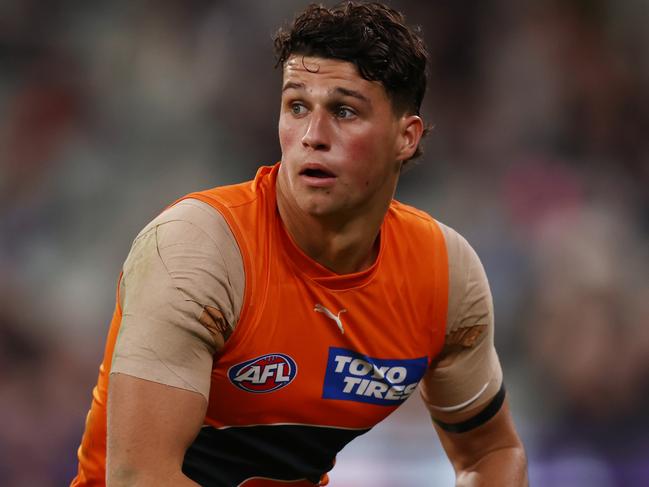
[301,109,330,151]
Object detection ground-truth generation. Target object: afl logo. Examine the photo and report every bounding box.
[228,353,298,393]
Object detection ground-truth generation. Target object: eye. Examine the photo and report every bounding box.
[290,103,307,116]
[335,106,356,119]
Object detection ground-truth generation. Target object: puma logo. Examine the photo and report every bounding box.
[314,304,346,334]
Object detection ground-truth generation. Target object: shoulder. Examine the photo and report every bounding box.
[387,202,491,337]
[388,199,438,226]
[435,221,482,281]
[388,201,480,272]
[123,198,245,327]
[429,221,493,340]
[133,198,236,248]
[386,200,446,252]
[124,198,242,288]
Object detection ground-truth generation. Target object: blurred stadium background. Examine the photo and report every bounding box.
[1,0,648,485]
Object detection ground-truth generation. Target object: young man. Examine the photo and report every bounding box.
[72,3,528,486]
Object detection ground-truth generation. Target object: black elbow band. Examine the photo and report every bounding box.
[433,382,506,434]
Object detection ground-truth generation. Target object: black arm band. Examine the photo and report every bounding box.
[433,382,506,434]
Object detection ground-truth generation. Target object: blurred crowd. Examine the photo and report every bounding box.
[1,1,648,485]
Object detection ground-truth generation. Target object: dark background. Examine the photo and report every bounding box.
[1,1,648,485]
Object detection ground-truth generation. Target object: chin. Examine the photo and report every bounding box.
[301,202,332,217]
[297,195,338,217]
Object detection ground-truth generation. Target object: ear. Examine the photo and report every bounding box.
[395,115,424,162]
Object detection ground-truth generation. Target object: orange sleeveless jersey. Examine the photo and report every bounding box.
[72,164,448,486]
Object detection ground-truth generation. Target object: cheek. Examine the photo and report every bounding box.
[343,128,392,174]
[343,131,376,164]
[278,117,298,153]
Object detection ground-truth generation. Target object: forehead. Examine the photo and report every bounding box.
[282,55,388,100]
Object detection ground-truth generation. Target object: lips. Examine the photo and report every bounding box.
[299,163,336,188]
[299,163,336,179]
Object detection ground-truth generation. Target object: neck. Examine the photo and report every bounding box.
[276,180,394,275]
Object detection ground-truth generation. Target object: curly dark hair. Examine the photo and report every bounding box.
[274,1,429,162]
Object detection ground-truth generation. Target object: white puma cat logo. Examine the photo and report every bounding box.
[314,304,347,334]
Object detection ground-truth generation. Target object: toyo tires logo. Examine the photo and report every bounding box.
[228,353,298,393]
[322,347,428,406]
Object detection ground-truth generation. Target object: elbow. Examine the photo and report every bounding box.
[456,444,529,487]
[502,442,528,484]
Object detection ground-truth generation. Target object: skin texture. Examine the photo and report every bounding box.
[106,55,527,486]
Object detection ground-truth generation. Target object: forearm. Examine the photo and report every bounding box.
[455,445,528,487]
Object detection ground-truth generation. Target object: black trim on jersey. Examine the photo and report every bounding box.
[433,382,506,434]
[182,423,370,487]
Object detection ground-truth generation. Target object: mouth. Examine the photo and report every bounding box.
[300,167,335,178]
[298,164,337,187]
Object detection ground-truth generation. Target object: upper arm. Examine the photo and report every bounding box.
[420,224,502,424]
[420,225,525,475]
[112,198,245,400]
[107,374,206,485]
[106,199,245,482]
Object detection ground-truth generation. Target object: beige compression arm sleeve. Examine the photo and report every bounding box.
[419,223,503,419]
[110,199,245,401]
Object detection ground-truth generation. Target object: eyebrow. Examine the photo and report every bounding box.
[334,87,369,104]
[282,81,305,92]
[282,82,370,104]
